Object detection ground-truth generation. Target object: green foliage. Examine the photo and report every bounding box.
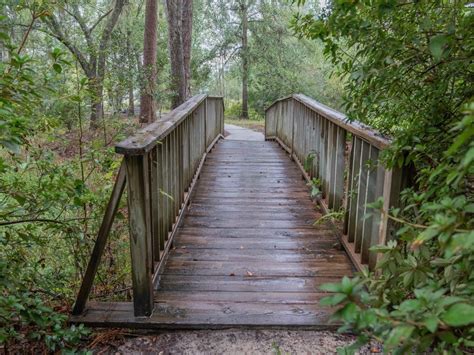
[0,19,131,350]
[225,100,263,120]
[304,151,316,173]
[307,177,321,198]
[293,1,474,352]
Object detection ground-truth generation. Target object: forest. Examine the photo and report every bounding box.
[0,0,473,353]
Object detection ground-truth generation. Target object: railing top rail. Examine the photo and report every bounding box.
[116,94,213,156]
[266,94,391,150]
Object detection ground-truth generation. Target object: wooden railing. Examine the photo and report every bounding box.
[73,94,224,317]
[265,94,404,272]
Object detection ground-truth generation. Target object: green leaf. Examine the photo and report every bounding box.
[429,34,449,61]
[423,316,438,333]
[320,282,342,293]
[385,325,415,348]
[442,303,474,327]
[320,293,347,306]
[53,63,62,74]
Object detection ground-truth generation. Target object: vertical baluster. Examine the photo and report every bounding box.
[157,142,165,251]
[361,147,379,264]
[165,135,171,239]
[320,118,327,198]
[332,126,346,210]
[355,141,371,253]
[347,136,361,242]
[178,123,183,208]
[343,134,354,235]
[149,147,159,262]
[326,122,335,207]
[314,113,321,178]
[174,128,179,217]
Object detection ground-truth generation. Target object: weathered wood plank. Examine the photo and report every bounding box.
[125,154,154,317]
[72,162,126,315]
[70,300,337,329]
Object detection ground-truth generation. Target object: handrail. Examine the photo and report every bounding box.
[266,94,390,150]
[72,94,225,317]
[265,94,404,272]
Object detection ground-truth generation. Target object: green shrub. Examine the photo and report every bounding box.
[225,100,264,120]
[292,1,474,352]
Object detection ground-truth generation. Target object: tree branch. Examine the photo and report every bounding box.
[42,14,92,75]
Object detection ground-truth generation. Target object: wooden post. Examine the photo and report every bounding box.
[125,154,154,317]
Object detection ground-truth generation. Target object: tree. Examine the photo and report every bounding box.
[182,0,193,98]
[239,0,249,119]
[165,0,193,109]
[140,0,159,123]
[166,0,185,108]
[42,0,126,128]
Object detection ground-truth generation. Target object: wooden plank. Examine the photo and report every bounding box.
[368,159,385,270]
[158,275,342,293]
[72,161,126,315]
[181,218,318,229]
[70,300,338,329]
[125,154,154,317]
[361,147,378,264]
[185,210,318,221]
[173,236,340,250]
[154,291,330,304]
[167,248,348,263]
[354,141,370,253]
[332,126,346,210]
[177,227,334,238]
[347,136,361,242]
[163,260,353,277]
[149,147,160,262]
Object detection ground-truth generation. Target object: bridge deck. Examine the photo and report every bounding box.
[72,139,354,328]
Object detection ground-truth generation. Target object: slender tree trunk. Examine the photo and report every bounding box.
[126,30,135,117]
[140,0,158,123]
[91,0,126,128]
[166,0,186,109]
[240,0,249,119]
[182,0,193,98]
[128,84,135,116]
[89,74,104,129]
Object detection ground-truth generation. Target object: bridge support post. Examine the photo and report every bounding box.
[125,154,154,317]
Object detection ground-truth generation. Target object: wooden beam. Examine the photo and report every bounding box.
[72,161,126,315]
[125,154,154,317]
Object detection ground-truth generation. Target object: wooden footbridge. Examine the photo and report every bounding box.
[70,94,403,328]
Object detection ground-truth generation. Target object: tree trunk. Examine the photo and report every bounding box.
[91,0,126,128]
[128,83,135,116]
[127,30,135,117]
[140,0,159,123]
[166,0,186,109]
[89,76,104,129]
[240,0,249,120]
[182,0,193,98]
